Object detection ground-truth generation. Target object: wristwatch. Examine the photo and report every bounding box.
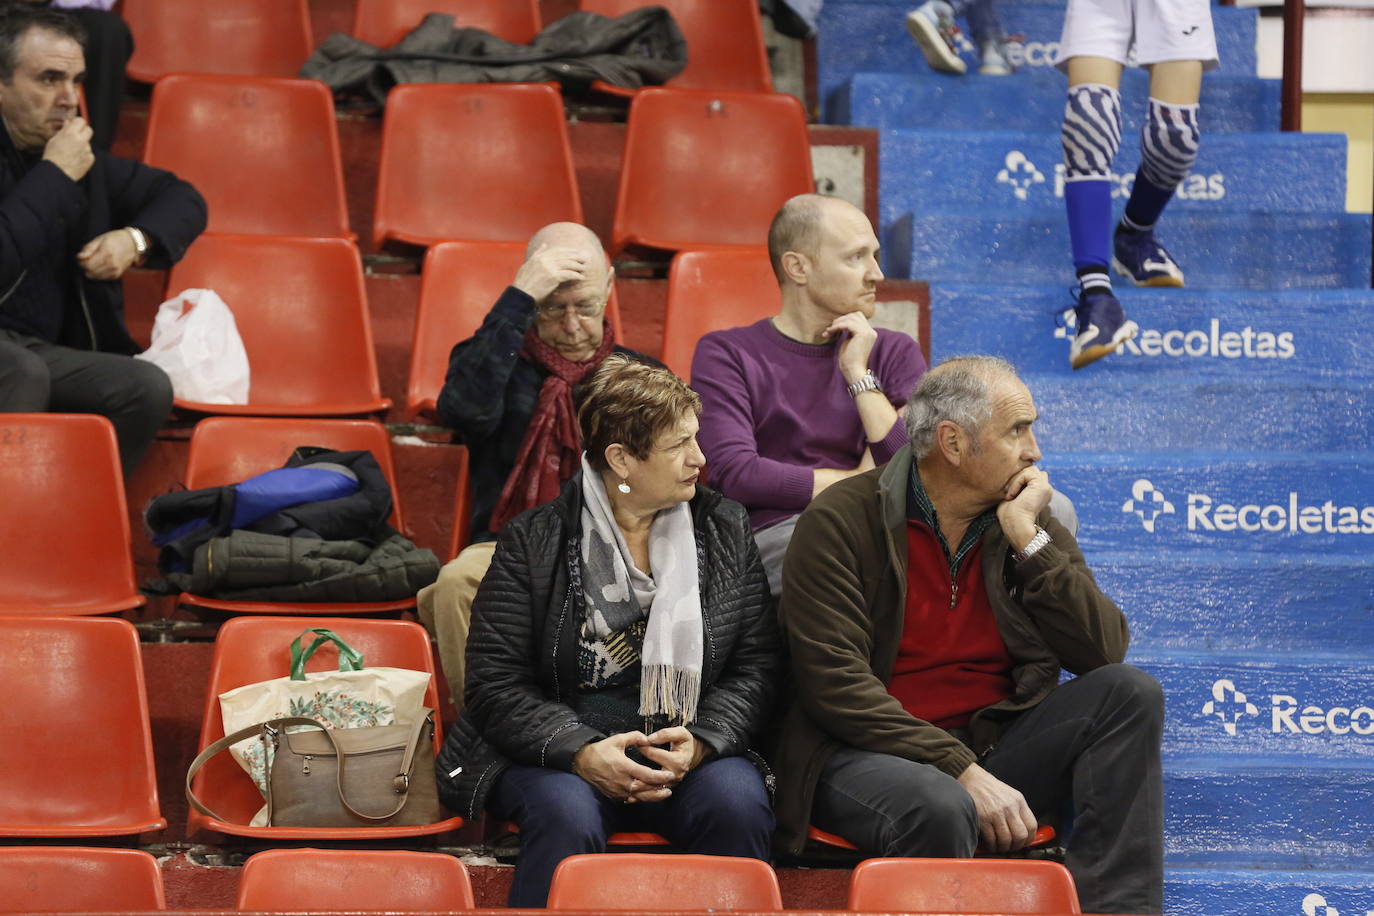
[846,369,882,398]
[126,226,149,265]
[1011,527,1052,564]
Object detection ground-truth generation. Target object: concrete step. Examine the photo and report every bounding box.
[881,129,1346,215]
[929,285,1374,379]
[1164,758,1374,869]
[818,1,1259,119]
[1090,551,1374,653]
[1166,867,1374,916]
[886,210,1372,288]
[835,69,1278,133]
[1130,650,1374,762]
[1039,453,1374,553]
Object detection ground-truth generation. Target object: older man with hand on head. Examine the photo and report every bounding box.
[0,4,205,473]
[772,356,1164,915]
[420,222,660,712]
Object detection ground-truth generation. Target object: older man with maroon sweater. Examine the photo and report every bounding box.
[772,356,1164,916]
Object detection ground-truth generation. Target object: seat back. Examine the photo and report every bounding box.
[237,848,474,911]
[547,853,782,911]
[165,235,387,415]
[0,618,164,836]
[847,857,1082,914]
[124,0,312,82]
[613,89,813,255]
[352,0,541,46]
[190,617,446,833]
[406,240,625,420]
[0,414,143,615]
[374,83,582,248]
[0,847,166,912]
[184,417,404,530]
[581,0,771,92]
[662,247,779,379]
[144,75,350,238]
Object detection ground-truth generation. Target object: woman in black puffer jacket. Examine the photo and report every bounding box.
[436,356,781,908]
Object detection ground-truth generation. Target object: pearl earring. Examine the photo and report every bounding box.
[617,480,631,494]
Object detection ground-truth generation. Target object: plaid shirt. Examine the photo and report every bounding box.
[907,465,998,580]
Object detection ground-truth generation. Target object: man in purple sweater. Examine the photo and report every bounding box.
[691,194,928,594]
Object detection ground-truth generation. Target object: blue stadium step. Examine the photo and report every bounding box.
[886,210,1372,288]
[818,0,1258,120]
[833,70,1277,132]
[1166,867,1374,916]
[1164,758,1374,869]
[881,129,1346,214]
[1023,375,1374,451]
[1036,454,1374,554]
[1129,649,1374,762]
[929,285,1374,379]
[1089,550,1374,653]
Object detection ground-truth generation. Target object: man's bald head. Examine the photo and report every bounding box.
[767,194,866,285]
[526,221,609,284]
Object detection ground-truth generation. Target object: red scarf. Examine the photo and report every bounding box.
[488,318,617,532]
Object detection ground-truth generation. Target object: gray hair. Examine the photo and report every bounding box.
[905,356,1019,459]
[0,6,86,83]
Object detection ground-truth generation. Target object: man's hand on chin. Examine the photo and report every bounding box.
[997,466,1053,549]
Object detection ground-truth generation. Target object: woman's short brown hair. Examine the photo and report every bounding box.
[579,355,702,471]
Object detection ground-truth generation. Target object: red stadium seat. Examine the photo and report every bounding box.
[612,88,814,257]
[177,417,413,617]
[547,853,782,910]
[143,75,350,238]
[352,0,541,47]
[374,83,582,250]
[662,247,779,380]
[445,447,472,563]
[237,848,474,911]
[124,0,313,82]
[0,617,165,838]
[188,616,463,841]
[0,847,166,912]
[406,241,624,422]
[165,235,388,416]
[847,857,1081,914]
[580,0,771,94]
[0,414,144,616]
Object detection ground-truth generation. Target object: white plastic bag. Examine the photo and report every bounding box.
[135,288,250,404]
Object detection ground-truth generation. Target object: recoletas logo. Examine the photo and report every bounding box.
[1203,679,1374,737]
[1122,480,1374,535]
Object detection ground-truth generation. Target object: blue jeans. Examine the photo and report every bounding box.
[489,755,774,908]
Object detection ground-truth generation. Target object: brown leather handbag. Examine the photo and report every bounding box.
[186,710,441,828]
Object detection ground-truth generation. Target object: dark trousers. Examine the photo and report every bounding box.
[811,664,1164,915]
[489,756,775,908]
[0,332,172,472]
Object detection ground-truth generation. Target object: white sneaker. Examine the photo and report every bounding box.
[978,40,1013,75]
[906,2,966,75]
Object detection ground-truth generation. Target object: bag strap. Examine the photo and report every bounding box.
[289,627,365,680]
[184,715,322,824]
[183,711,434,825]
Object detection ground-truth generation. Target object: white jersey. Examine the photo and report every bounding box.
[1055,0,1220,70]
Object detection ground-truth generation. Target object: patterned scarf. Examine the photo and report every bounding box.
[488,318,616,532]
[578,457,703,725]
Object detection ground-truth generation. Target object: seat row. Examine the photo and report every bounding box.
[141,77,812,253]
[136,235,774,422]
[0,846,1081,913]
[122,0,773,95]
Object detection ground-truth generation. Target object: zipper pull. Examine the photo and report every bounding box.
[301,754,312,776]
[949,580,958,609]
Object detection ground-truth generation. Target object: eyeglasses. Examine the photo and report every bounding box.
[535,301,606,322]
